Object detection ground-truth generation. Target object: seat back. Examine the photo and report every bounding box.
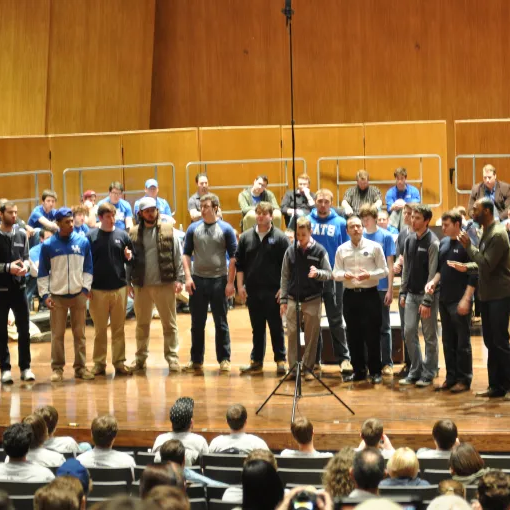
[0,481,47,496]
[422,469,452,485]
[275,455,331,470]
[202,454,247,469]
[203,466,243,485]
[481,455,510,470]
[189,499,208,510]
[379,484,439,500]
[208,499,240,510]
[8,495,34,510]
[187,484,206,500]
[418,457,450,471]
[91,481,129,498]
[206,486,230,501]
[87,467,133,484]
[278,468,325,486]
[466,485,479,501]
[135,452,158,465]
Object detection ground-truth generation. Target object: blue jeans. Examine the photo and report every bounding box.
[379,291,392,367]
[189,275,231,364]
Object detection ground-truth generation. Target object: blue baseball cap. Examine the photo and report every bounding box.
[56,458,90,494]
[145,179,158,188]
[55,207,73,222]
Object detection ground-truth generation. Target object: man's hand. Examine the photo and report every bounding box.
[344,272,356,280]
[45,296,55,310]
[344,204,354,216]
[185,278,196,295]
[124,246,132,261]
[399,296,406,308]
[393,262,402,275]
[275,288,281,304]
[9,260,24,276]
[88,290,93,301]
[457,230,471,249]
[425,280,436,295]
[457,298,471,316]
[238,286,248,303]
[447,260,468,273]
[392,198,406,211]
[25,225,35,237]
[356,269,370,281]
[384,289,392,306]
[280,303,288,318]
[308,265,318,279]
[174,282,183,294]
[419,304,431,319]
[128,285,135,299]
[225,282,235,298]
[287,208,295,216]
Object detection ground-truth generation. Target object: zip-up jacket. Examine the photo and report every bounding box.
[37,232,93,301]
[307,208,347,264]
[0,228,29,291]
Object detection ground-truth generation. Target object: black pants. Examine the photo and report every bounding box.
[439,300,473,386]
[480,297,510,392]
[343,287,382,376]
[0,287,31,371]
[246,287,286,363]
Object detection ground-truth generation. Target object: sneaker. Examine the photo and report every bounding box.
[50,369,64,382]
[182,361,204,373]
[20,369,35,381]
[115,365,133,376]
[399,377,418,385]
[415,378,433,387]
[30,331,52,343]
[129,360,147,372]
[276,361,286,375]
[381,365,393,376]
[340,360,353,374]
[1,370,13,384]
[92,365,107,376]
[168,361,181,373]
[240,362,264,375]
[220,360,231,372]
[75,368,95,380]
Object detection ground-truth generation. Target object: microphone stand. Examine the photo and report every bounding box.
[256,0,354,422]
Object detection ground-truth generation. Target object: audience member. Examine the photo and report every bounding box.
[468,164,510,221]
[386,167,421,231]
[438,479,466,498]
[82,190,98,228]
[450,443,490,487]
[97,181,133,231]
[322,447,356,499]
[0,423,54,482]
[76,415,136,470]
[152,397,209,465]
[209,404,269,453]
[34,476,85,510]
[241,458,284,510]
[38,207,94,382]
[238,175,282,231]
[134,179,174,224]
[426,495,472,510]
[399,204,440,387]
[276,487,333,510]
[145,486,190,510]
[478,470,510,510]
[139,464,185,499]
[380,447,429,487]
[341,170,382,216]
[188,173,211,222]
[183,194,236,373]
[28,189,58,233]
[0,200,34,384]
[280,417,333,458]
[22,413,65,467]
[236,202,289,376]
[56,458,92,496]
[72,205,90,236]
[348,447,385,499]
[0,491,13,510]
[88,202,133,376]
[307,188,351,377]
[280,173,316,227]
[355,418,395,459]
[417,419,460,459]
[27,227,53,303]
[333,215,388,384]
[280,217,332,379]
[377,209,398,235]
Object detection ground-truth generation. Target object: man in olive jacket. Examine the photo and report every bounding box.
[128,197,184,374]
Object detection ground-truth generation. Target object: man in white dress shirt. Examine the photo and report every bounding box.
[152,397,208,466]
[280,417,333,458]
[333,215,388,384]
[0,423,55,482]
[209,404,269,454]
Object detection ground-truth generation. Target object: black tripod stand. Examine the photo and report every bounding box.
[256,0,354,423]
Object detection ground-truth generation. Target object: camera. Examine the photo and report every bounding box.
[289,490,320,510]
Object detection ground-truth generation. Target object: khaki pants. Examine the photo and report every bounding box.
[134,284,179,365]
[243,209,282,231]
[286,297,321,370]
[50,294,87,372]
[89,287,127,368]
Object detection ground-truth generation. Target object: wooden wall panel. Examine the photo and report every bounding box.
[49,135,122,207]
[46,0,155,134]
[121,129,200,229]
[0,0,50,136]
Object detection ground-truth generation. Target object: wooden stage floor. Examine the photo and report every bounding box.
[1,307,509,452]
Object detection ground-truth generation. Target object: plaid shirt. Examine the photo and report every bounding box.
[342,185,382,215]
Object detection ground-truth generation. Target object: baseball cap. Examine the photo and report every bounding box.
[145,179,158,188]
[83,190,96,199]
[170,397,194,430]
[56,458,90,494]
[55,207,73,221]
[138,197,157,211]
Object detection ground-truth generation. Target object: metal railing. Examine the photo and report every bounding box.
[455,154,510,194]
[62,163,176,210]
[316,154,442,208]
[0,170,53,206]
[185,158,307,216]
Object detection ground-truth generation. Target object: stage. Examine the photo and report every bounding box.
[1,307,509,453]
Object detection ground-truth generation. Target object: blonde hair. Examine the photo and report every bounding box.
[387,447,420,479]
[322,447,356,498]
[315,188,334,201]
[483,164,496,175]
[296,217,311,231]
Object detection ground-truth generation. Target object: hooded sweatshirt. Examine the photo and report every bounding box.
[307,208,347,264]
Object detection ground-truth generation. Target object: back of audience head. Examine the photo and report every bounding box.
[139,464,185,499]
[91,415,118,448]
[438,479,465,499]
[244,449,278,470]
[426,495,472,510]
[0,491,13,510]
[170,397,194,432]
[242,458,283,510]
[433,419,459,451]
[360,418,383,447]
[22,413,49,449]
[35,405,59,436]
[290,417,313,446]
[159,439,185,466]
[322,447,356,498]
[450,442,484,477]
[226,403,248,431]
[34,476,85,510]
[93,495,159,510]
[3,422,32,459]
[387,447,420,480]
[351,447,385,493]
[478,470,510,510]
[144,486,190,510]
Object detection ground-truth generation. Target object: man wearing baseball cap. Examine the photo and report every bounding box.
[38,207,95,382]
[134,179,174,224]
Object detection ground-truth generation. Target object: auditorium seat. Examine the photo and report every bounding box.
[201,453,247,469]
[422,469,452,484]
[275,455,331,469]
[208,499,239,510]
[86,497,107,508]
[481,455,510,469]
[135,452,158,465]
[278,468,324,486]
[466,485,478,501]
[8,495,34,510]
[0,481,46,496]
[203,466,243,485]
[187,484,206,499]
[134,465,145,480]
[417,457,450,471]
[87,466,133,484]
[379,484,439,500]
[91,481,129,497]
[206,486,230,501]
[0,449,5,462]
[189,499,208,510]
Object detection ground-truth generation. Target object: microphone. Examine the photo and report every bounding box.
[282,0,294,20]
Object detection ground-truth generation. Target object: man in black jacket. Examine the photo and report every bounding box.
[0,201,34,384]
[235,202,289,375]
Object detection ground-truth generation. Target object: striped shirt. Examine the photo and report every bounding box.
[342,186,382,215]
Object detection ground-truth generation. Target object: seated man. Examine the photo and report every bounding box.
[82,190,98,228]
[468,164,510,221]
[134,179,174,224]
[22,414,65,468]
[0,423,55,482]
[377,209,399,235]
[76,415,136,469]
[152,397,208,465]
[355,418,395,459]
[348,447,385,499]
[209,404,269,454]
[28,189,59,234]
[280,417,333,458]
[238,175,282,231]
[280,173,316,227]
[341,170,382,216]
[385,167,421,231]
[417,419,459,459]
[96,181,133,231]
[72,205,90,236]
[189,173,209,222]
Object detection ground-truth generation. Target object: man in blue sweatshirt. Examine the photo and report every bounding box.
[307,189,352,376]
